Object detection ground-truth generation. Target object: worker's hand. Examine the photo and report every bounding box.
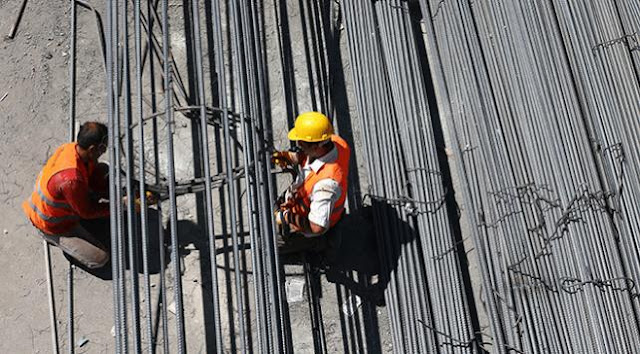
[271,151,295,168]
[277,189,297,210]
[274,209,283,225]
[274,209,288,226]
[143,191,159,206]
[134,191,159,212]
[123,191,158,213]
[122,196,142,213]
[279,199,295,210]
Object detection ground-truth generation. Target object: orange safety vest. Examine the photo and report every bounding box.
[291,135,350,228]
[22,142,94,235]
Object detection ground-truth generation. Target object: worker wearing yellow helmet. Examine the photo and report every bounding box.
[272,111,351,254]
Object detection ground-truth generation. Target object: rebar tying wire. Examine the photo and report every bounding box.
[560,276,640,297]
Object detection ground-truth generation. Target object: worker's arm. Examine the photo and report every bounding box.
[55,174,110,219]
[272,151,304,167]
[279,179,341,236]
[88,162,109,198]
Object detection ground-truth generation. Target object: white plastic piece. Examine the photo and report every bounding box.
[285,278,306,303]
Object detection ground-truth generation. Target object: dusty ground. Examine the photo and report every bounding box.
[0,0,116,352]
[0,0,388,353]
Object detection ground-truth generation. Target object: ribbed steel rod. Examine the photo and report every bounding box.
[190,0,224,352]
[44,241,60,354]
[114,0,128,348]
[211,0,248,352]
[236,2,271,352]
[133,0,154,351]
[67,1,77,352]
[106,0,124,351]
[235,3,266,352]
[248,3,277,352]
[146,0,170,349]
[161,0,187,349]
[122,0,142,351]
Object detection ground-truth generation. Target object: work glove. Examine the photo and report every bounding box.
[136,191,159,208]
[122,195,139,213]
[279,197,296,210]
[274,208,288,226]
[271,151,295,168]
[274,208,292,236]
[123,191,158,213]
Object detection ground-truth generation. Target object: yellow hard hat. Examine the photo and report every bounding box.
[287,111,334,142]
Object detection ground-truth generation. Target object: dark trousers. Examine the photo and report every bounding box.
[277,232,329,255]
[277,220,343,263]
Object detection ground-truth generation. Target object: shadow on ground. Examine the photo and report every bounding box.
[306,202,417,307]
[277,201,416,353]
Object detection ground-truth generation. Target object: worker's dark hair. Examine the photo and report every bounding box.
[77,122,108,149]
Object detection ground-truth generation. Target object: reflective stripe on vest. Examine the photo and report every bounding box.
[36,182,73,210]
[23,143,88,234]
[26,200,79,224]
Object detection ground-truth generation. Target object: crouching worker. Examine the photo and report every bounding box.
[272,112,351,256]
[23,122,113,269]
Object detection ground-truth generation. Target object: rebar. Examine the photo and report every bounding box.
[5,0,28,40]
[418,0,640,351]
[43,0,640,353]
[67,1,77,353]
[44,241,60,354]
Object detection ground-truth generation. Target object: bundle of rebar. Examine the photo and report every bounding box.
[101,0,363,352]
[341,1,481,352]
[102,0,295,352]
[421,0,640,352]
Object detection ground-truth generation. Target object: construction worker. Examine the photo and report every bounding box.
[272,111,351,255]
[23,122,115,269]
